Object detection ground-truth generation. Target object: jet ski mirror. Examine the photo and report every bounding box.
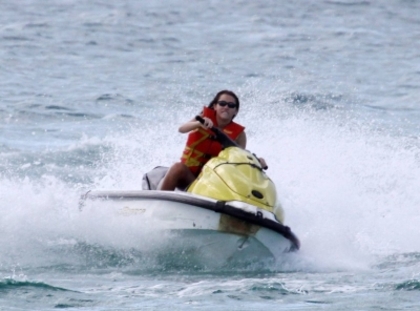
[195,115,239,149]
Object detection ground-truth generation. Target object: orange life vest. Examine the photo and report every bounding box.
[181,106,245,176]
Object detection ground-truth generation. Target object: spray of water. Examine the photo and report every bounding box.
[1,86,419,274]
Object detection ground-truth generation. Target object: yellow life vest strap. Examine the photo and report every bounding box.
[181,128,212,167]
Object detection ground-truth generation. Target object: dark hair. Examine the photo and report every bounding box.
[207,90,240,119]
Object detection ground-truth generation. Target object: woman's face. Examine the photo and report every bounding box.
[214,94,238,122]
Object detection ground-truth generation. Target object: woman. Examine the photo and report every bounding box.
[159,90,264,191]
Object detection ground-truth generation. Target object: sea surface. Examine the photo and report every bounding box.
[1,0,420,310]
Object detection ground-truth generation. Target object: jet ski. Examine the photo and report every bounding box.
[80,116,300,262]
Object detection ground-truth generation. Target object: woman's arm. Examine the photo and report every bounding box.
[235,131,266,168]
[178,119,200,133]
[178,116,213,133]
[235,131,247,149]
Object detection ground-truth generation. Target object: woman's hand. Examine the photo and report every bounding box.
[258,157,268,170]
[200,117,213,129]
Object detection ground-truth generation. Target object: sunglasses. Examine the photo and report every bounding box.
[217,101,237,108]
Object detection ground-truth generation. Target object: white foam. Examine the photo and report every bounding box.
[1,89,419,272]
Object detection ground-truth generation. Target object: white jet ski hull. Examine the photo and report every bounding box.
[80,190,299,262]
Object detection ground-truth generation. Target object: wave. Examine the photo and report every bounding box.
[395,279,420,291]
[0,278,71,292]
[0,278,95,309]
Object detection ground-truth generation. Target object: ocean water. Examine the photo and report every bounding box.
[1,0,420,310]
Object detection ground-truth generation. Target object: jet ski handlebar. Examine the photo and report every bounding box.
[195,115,239,149]
[195,115,268,170]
